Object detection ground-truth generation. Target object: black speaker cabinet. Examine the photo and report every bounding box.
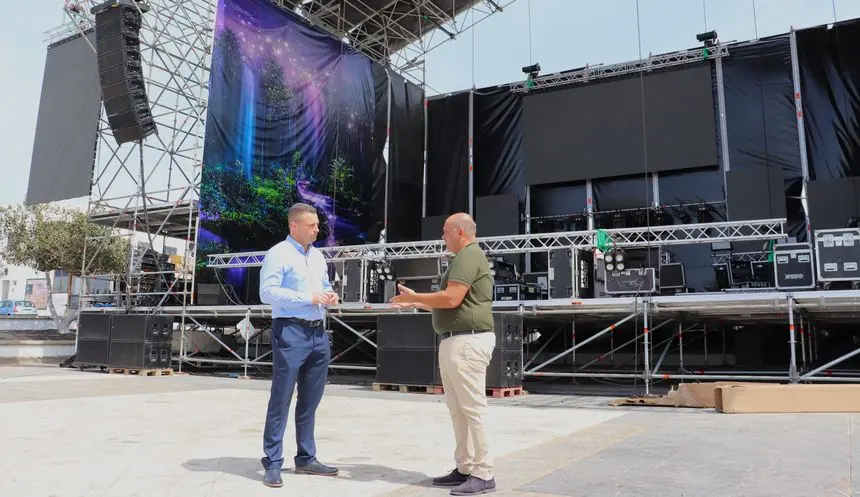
[110,314,173,342]
[549,248,573,298]
[108,341,172,370]
[78,312,113,340]
[91,0,156,144]
[487,349,523,389]
[77,338,110,366]
[377,314,437,349]
[494,313,523,351]
[341,260,362,303]
[376,348,437,385]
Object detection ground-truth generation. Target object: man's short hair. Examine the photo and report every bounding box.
[288,203,317,223]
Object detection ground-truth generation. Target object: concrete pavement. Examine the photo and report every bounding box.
[0,365,856,497]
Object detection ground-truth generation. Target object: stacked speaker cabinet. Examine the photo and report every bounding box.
[77,313,113,366]
[76,312,173,370]
[486,313,524,389]
[91,0,157,144]
[108,314,173,369]
[376,314,438,385]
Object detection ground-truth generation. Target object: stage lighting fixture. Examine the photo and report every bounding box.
[696,30,718,46]
[522,62,541,81]
[603,248,627,272]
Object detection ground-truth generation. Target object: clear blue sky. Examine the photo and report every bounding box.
[3,0,860,206]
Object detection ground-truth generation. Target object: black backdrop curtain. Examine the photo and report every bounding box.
[798,19,860,180]
[473,88,524,200]
[659,166,728,291]
[386,71,425,242]
[722,35,805,239]
[370,63,389,242]
[426,92,470,216]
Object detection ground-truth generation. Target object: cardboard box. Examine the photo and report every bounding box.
[716,383,860,413]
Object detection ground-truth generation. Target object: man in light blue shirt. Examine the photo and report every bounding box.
[259,202,340,488]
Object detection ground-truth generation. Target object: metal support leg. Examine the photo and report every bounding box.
[242,309,251,379]
[528,312,640,374]
[570,316,576,367]
[788,298,798,383]
[800,318,807,372]
[643,300,651,395]
[678,321,685,372]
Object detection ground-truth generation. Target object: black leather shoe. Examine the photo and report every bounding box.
[450,476,496,495]
[295,460,339,476]
[432,469,470,487]
[263,467,283,487]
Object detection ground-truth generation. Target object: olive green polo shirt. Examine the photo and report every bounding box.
[431,241,494,334]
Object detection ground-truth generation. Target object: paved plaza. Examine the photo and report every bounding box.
[0,364,857,497]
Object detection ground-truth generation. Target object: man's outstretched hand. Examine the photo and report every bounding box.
[389,284,417,306]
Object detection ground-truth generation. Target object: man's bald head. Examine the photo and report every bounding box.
[442,212,477,253]
[445,213,477,236]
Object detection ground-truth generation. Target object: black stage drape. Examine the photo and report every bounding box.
[426,92,470,216]
[659,166,728,291]
[386,71,425,242]
[473,88,524,200]
[370,63,389,243]
[722,35,805,239]
[798,19,860,181]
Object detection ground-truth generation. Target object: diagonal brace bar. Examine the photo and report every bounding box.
[528,311,640,373]
[330,315,378,349]
[801,346,860,378]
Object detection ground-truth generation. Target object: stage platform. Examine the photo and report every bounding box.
[83,289,860,324]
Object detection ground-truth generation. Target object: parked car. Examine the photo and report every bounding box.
[0,300,38,317]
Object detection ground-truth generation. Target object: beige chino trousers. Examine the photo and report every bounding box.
[438,331,496,481]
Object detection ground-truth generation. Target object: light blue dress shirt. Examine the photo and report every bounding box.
[259,235,333,321]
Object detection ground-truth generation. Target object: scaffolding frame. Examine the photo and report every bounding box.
[66,0,213,334]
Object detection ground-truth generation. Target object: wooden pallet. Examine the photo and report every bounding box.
[372,383,443,395]
[487,386,526,398]
[107,368,174,377]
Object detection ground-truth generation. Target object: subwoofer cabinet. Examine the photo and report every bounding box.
[75,312,175,370]
[486,349,523,388]
[376,348,438,386]
[108,341,172,370]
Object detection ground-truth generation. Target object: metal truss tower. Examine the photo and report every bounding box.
[46,0,216,315]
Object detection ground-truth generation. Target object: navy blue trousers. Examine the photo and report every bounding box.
[262,319,330,470]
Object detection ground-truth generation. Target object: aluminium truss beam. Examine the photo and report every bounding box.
[206,218,787,268]
[510,44,729,93]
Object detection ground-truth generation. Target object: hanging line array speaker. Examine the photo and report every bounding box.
[90,0,157,145]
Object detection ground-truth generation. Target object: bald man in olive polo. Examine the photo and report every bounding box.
[390,212,497,496]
